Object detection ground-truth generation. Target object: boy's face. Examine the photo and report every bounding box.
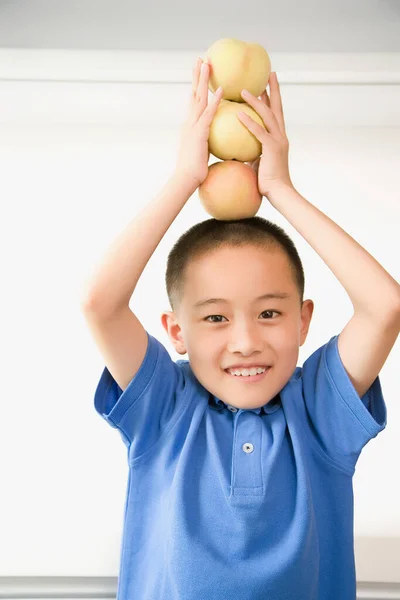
[161,245,314,410]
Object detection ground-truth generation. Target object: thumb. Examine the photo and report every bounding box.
[246,157,261,174]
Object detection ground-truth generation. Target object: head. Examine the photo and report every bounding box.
[161,216,314,410]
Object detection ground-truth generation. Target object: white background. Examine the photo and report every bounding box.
[0,47,399,588]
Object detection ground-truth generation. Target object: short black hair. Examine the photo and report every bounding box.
[165,216,305,315]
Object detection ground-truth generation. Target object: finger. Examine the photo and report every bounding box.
[245,157,261,172]
[261,90,270,109]
[191,58,202,96]
[269,72,287,136]
[237,111,269,144]
[240,89,280,137]
[196,61,210,105]
[251,157,261,176]
[201,86,224,126]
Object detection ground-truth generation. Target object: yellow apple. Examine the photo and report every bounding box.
[206,38,271,103]
[198,160,262,220]
[209,99,265,162]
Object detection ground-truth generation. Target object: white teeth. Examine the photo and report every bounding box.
[227,366,267,377]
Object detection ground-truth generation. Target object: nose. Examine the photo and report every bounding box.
[226,320,264,356]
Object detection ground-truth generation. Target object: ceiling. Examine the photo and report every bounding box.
[0,0,399,53]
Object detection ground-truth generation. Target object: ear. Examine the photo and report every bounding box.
[161,311,187,355]
[299,299,314,346]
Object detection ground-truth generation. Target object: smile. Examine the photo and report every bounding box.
[224,367,271,383]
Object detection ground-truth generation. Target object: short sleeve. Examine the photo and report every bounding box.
[94,331,191,459]
[301,334,387,467]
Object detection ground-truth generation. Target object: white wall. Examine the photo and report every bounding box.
[0,0,400,53]
[0,51,399,585]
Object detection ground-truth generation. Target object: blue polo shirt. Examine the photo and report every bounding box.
[94,332,387,600]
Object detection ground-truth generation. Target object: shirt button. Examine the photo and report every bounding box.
[227,405,238,412]
[242,443,254,453]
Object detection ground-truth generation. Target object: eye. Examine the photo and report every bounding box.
[260,310,280,319]
[204,315,226,323]
[204,311,280,323]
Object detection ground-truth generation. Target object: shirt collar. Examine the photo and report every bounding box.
[209,394,282,415]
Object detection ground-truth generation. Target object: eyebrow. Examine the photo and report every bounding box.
[193,292,291,310]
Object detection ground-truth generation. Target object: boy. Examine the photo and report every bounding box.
[81,58,400,599]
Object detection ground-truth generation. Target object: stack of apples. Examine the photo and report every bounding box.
[198,38,271,220]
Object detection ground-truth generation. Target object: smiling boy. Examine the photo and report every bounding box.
[81,59,400,599]
[162,241,313,412]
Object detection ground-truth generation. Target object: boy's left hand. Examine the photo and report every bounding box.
[237,72,294,198]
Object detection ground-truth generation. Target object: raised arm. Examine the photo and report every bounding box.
[81,58,222,314]
[80,59,223,390]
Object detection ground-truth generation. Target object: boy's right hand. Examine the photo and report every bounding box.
[174,58,224,190]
